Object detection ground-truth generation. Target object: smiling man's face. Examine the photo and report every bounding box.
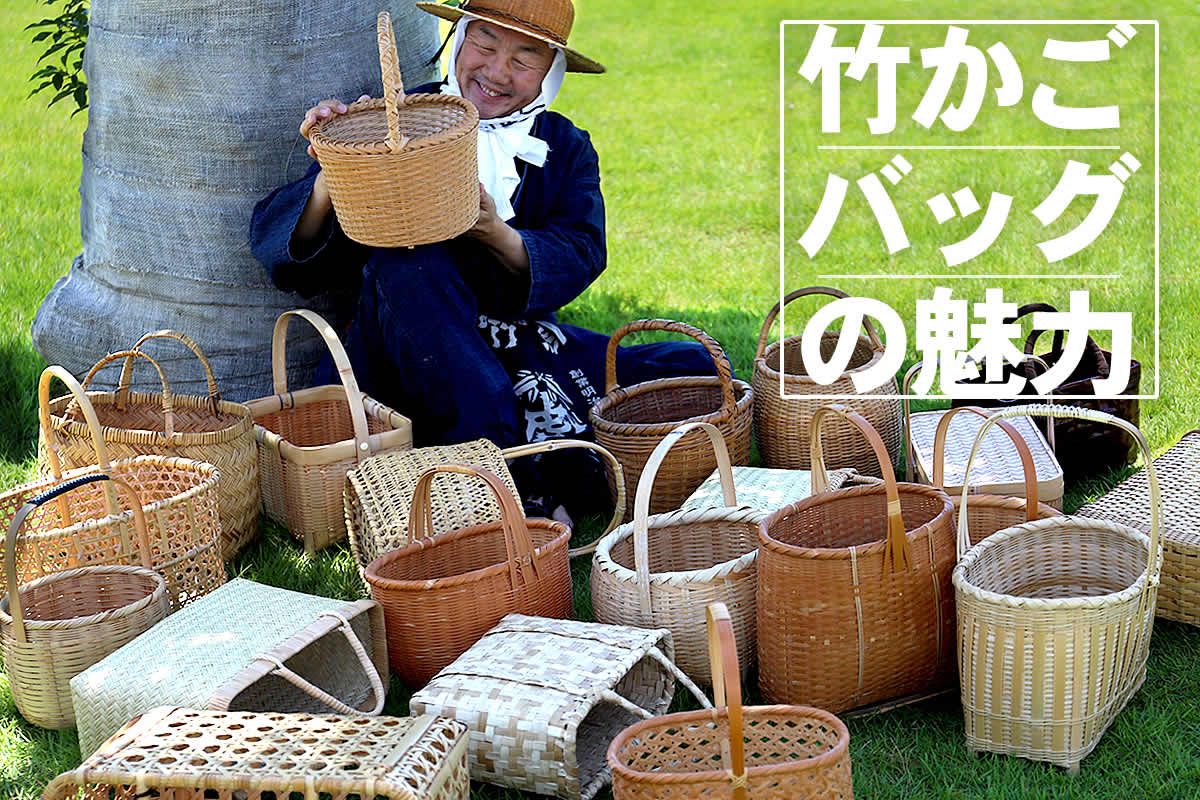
[455,19,555,119]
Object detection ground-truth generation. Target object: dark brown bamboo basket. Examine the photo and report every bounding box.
[304,11,479,247]
[757,405,956,714]
[590,319,752,521]
[364,464,571,687]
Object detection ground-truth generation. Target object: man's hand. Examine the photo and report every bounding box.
[465,185,530,275]
[300,96,371,159]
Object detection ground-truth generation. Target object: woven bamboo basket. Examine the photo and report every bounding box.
[757,404,956,713]
[955,405,1161,772]
[752,286,902,476]
[591,422,761,685]
[38,332,258,560]
[14,366,225,610]
[1078,429,1200,624]
[346,436,625,571]
[608,603,854,800]
[590,319,752,520]
[246,309,413,553]
[411,613,711,800]
[304,11,479,247]
[44,706,469,800]
[364,464,572,686]
[0,473,170,730]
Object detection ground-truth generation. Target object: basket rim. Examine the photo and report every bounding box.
[753,331,886,385]
[592,506,761,583]
[47,389,254,446]
[590,376,752,435]
[307,94,479,155]
[0,564,165,629]
[908,409,1065,492]
[607,703,850,783]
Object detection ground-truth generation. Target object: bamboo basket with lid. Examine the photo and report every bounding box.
[304,11,479,248]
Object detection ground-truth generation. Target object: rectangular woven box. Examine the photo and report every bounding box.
[680,465,859,513]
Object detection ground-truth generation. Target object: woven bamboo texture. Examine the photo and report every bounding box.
[1078,430,1200,625]
[304,11,479,247]
[43,706,469,800]
[608,603,854,800]
[954,404,1161,772]
[680,465,859,513]
[364,464,572,686]
[591,422,762,685]
[14,366,225,610]
[590,319,753,520]
[38,332,259,560]
[410,613,711,800]
[346,437,625,570]
[0,473,170,729]
[753,287,902,477]
[757,404,956,714]
[70,578,389,758]
[246,309,413,553]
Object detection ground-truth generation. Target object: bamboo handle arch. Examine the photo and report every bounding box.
[930,406,1040,519]
[603,319,736,414]
[126,329,223,414]
[754,285,885,362]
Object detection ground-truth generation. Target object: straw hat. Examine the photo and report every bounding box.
[416,0,605,74]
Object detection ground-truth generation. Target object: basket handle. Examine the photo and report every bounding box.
[377,11,411,153]
[1012,302,1112,381]
[603,319,736,415]
[930,407,1040,518]
[598,644,714,716]
[631,422,736,615]
[811,404,911,572]
[408,464,543,590]
[501,438,627,557]
[5,473,152,644]
[125,330,223,414]
[80,350,177,438]
[38,366,119,523]
[272,309,374,462]
[706,602,748,800]
[754,285,884,362]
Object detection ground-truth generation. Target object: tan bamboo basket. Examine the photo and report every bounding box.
[954,404,1161,772]
[44,706,470,800]
[757,404,956,713]
[246,309,413,553]
[591,422,761,685]
[38,332,259,560]
[753,286,902,476]
[411,614,711,800]
[590,319,753,520]
[364,464,572,686]
[304,11,479,247]
[13,366,225,610]
[608,602,854,800]
[0,473,170,730]
[1077,430,1200,625]
[346,436,625,571]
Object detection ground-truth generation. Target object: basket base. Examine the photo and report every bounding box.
[841,687,956,719]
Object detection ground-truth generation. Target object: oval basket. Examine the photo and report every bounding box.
[305,11,479,247]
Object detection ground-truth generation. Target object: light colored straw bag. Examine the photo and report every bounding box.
[591,422,761,685]
[1,473,170,730]
[45,707,469,800]
[757,404,956,713]
[608,602,854,800]
[955,404,1161,772]
[38,333,259,560]
[1077,429,1200,625]
[411,613,711,800]
[681,465,875,513]
[364,464,572,686]
[590,318,753,520]
[752,286,902,476]
[304,11,479,247]
[346,436,624,570]
[246,309,413,553]
[17,366,225,610]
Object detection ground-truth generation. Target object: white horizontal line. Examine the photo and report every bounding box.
[816,274,1123,280]
[816,145,1121,150]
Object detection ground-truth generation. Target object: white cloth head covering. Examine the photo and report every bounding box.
[442,16,567,221]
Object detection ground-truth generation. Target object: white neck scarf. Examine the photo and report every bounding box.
[442,17,567,221]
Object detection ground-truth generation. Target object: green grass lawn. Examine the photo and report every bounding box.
[4,0,1200,797]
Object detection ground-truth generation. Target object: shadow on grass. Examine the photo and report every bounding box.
[0,336,48,468]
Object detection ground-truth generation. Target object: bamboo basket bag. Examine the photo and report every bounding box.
[757,404,956,713]
[364,464,572,686]
[38,333,258,560]
[591,422,761,685]
[954,405,1162,772]
[590,319,753,520]
[608,603,854,800]
[304,11,479,247]
[246,309,413,553]
[1,473,170,730]
[752,286,902,476]
[14,366,225,610]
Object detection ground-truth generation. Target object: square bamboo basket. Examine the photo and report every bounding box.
[680,465,861,513]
